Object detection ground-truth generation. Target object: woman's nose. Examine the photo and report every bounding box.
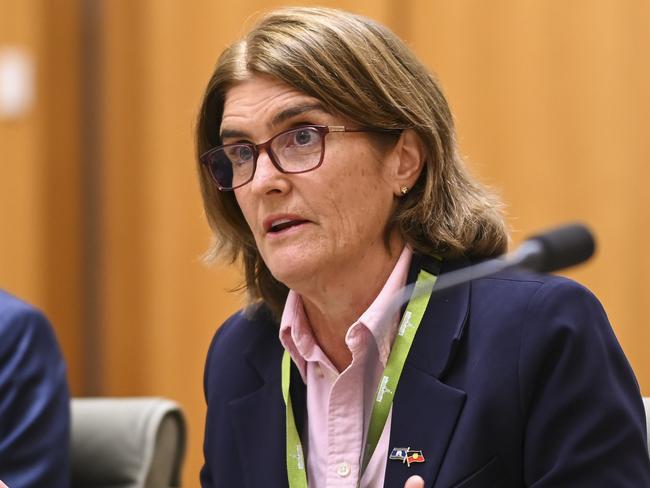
[249,149,289,195]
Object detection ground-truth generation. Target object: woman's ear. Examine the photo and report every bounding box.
[392,129,426,197]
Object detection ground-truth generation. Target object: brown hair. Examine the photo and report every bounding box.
[196,7,508,320]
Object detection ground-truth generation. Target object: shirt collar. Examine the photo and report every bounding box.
[355,246,412,365]
[279,246,413,379]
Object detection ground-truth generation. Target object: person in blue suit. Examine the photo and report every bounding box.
[195,7,650,487]
[0,290,70,488]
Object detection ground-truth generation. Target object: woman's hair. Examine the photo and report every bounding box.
[196,7,509,320]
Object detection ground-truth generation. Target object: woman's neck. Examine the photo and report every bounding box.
[298,236,404,372]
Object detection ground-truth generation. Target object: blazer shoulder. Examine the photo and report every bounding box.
[207,304,278,359]
[0,289,48,327]
[474,267,601,307]
[476,266,580,287]
[203,304,281,395]
[465,268,610,360]
[0,290,60,357]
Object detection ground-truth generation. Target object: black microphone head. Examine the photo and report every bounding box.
[525,223,596,273]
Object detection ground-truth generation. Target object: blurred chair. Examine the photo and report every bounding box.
[71,397,186,488]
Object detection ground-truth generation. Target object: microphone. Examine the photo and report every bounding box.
[509,223,595,273]
[394,223,596,312]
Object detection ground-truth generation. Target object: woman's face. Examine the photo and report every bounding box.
[221,75,401,292]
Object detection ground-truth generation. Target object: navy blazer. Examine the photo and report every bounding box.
[0,291,70,488]
[201,256,650,487]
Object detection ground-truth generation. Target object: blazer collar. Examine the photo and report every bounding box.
[384,254,471,487]
[228,310,294,488]
[406,253,471,379]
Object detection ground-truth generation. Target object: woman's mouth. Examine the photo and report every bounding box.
[265,216,310,234]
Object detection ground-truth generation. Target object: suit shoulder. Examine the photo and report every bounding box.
[440,256,595,305]
[468,268,608,350]
[476,266,573,285]
[475,268,598,304]
[0,290,57,353]
[0,289,48,325]
[210,304,277,346]
[203,304,281,402]
[475,268,614,358]
[205,304,278,367]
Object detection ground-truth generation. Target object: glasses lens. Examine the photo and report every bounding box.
[272,127,323,172]
[205,144,255,189]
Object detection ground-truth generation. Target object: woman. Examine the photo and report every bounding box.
[196,7,649,488]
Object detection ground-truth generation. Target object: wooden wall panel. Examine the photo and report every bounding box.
[0,0,84,392]
[0,1,43,303]
[38,0,85,395]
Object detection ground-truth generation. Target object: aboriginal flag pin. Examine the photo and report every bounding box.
[389,447,426,467]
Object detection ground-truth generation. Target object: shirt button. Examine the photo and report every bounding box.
[336,462,351,477]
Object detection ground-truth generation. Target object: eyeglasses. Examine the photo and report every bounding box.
[200,125,395,191]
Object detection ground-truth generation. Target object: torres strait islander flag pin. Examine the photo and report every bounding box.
[389,447,426,467]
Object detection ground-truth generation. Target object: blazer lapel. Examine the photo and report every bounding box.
[384,366,466,487]
[384,255,472,487]
[228,323,293,488]
[230,378,288,487]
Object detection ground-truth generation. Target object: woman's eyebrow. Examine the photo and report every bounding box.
[219,103,327,141]
[270,103,327,127]
[220,128,248,140]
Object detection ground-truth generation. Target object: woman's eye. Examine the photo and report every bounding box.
[236,145,254,162]
[292,129,316,146]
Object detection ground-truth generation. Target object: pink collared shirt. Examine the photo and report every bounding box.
[279,247,413,488]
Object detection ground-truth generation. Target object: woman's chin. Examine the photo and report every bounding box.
[266,255,325,291]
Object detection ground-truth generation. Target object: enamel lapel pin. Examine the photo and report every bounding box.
[389,447,426,467]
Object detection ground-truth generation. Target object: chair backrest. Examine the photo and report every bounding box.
[643,397,650,453]
[71,397,186,488]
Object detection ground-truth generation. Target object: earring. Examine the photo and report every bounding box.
[400,186,409,196]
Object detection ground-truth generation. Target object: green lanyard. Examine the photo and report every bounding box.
[281,269,438,488]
